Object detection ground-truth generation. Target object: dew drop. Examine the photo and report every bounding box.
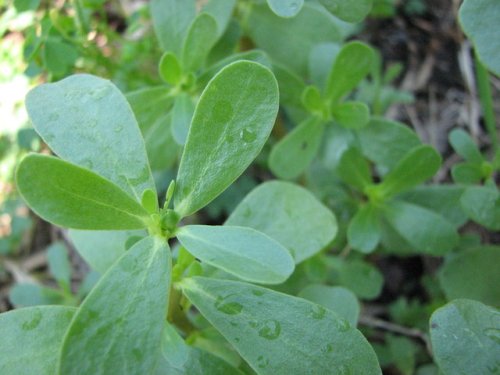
[234,337,240,343]
[215,294,243,315]
[49,112,59,121]
[242,207,252,218]
[258,319,281,340]
[337,318,350,332]
[240,128,256,143]
[252,289,265,297]
[22,310,42,331]
[114,124,123,133]
[257,355,270,369]
[310,305,326,320]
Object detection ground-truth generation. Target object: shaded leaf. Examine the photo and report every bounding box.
[348,204,381,253]
[332,101,370,129]
[319,0,373,23]
[460,185,500,230]
[267,0,304,18]
[177,225,294,284]
[17,154,150,230]
[337,147,372,191]
[182,13,219,72]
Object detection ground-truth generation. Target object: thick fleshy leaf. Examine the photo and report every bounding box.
[171,93,195,145]
[308,43,341,91]
[155,323,244,375]
[449,129,483,164]
[439,246,500,307]
[246,3,342,75]
[181,277,382,375]
[357,118,421,171]
[400,185,467,228]
[0,306,75,374]
[269,117,325,179]
[174,61,279,217]
[182,13,219,72]
[337,147,372,191]
[348,204,381,253]
[68,229,145,274]
[202,0,237,36]
[299,285,360,326]
[26,74,155,200]
[377,145,441,198]
[226,181,337,263]
[59,236,171,375]
[267,0,304,18]
[159,52,182,85]
[332,101,370,129]
[16,154,150,230]
[460,185,500,230]
[177,225,294,284]
[430,299,500,375]
[383,200,458,255]
[150,0,196,54]
[9,283,65,307]
[326,42,375,103]
[452,162,484,185]
[319,0,373,23]
[459,0,500,76]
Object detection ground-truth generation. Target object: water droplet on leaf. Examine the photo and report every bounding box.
[22,310,42,331]
[240,128,256,143]
[215,294,243,315]
[258,319,281,340]
[310,305,326,320]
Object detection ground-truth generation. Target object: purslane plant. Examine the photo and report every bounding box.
[1,61,382,374]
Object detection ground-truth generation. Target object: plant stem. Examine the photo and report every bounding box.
[475,53,499,153]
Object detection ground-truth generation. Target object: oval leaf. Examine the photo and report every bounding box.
[267,0,304,18]
[16,154,149,230]
[177,225,294,284]
[0,306,75,375]
[182,13,219,72]
[181,277,382,375]
[439,246,500,307]
[449,129,483,164]
[59,236,171,375]
[460,185,500,230]
[430,299,500,375]
[332,101,370,129]
[326,41,375,103]
[377,145,442,198]
[225,181,337,263]
[174,61,279,217]
[347,204,381,254]
[383,200,458,255]
[459,0,500,76]
[26,74,155,200]
[269,117,325,180]
[337,147,373,191]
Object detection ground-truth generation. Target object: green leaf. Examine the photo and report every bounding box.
[226,181,337,263]
[155,323,244,375]
[59,236,171,375]
[159,52,182,85]
[348,204,381,254]
[0,306,76,375]
[182,13,219,72]
[26,74,155,200]
[47,242,71,290]
[145,114,179,172]
[298,285,360,326]
[174,61,279,217]
[17,154,150,230]
[201,0,237,37]
[246,3,342,75]
[319,0,373,23]
[301,85,324,115]
[383,200,458,255]
[329,258,384,300]
[9,283,65,307]
[177,225,294,284]
[357,118,421,171]
[459,0,500,76]
[430,299,500,375]
[171,93,195,146]
[43,41,78,76]
[181,277,382,375]
[326,41,375,103]
[308,43,341,91]
[150,0,196,54]
[337,147,372,191]
[439,246,500,307]
[377,145,442,198]
[332,101,370,129]
[449,129,483,164]
[273,63,306,108]
[69,230,145,274]
[269,117,325,179]
[267,0,304,18]
[400,185,467,228]
[460,185,500,230]
[452,162,484,185]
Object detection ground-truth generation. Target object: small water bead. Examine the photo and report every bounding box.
[90,85,111,100]
[484,328,500,344]
[239,128,257,143]
[321,343,334,354]
[21,310,42,331]
[114,124,123,133]
[258,319,281,340]
[257,355,270,369]
[214,294,243,315]
[310,304,326,320]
